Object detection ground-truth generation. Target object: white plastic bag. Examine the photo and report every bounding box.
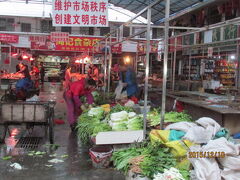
[26,95,39,102]
[165,122,197,132]
[115,81,123,100]
[183,117,221,143]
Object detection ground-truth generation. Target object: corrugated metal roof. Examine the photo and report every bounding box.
[109,0,210,24]
[0,0,215,24]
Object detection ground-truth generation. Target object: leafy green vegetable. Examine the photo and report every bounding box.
[2,156,12,160]
[110,104,134,113]
[147,108,161,127]
[112,122,128,131]
[147,110,192,127]
[127,116,143,130]
[76,112,100,144]
[92,91,111,105]
[92,123,112,136]
[111,142,177,179]
[88,107,105,119]
[165,111,192,123]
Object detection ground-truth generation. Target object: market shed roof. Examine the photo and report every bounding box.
[0,0,223,24]
[109,0,211,24]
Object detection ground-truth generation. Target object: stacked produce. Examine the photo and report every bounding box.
[109,111,143,131]
[76,107,111,144]
[147,109,192,127]
[76,104,143,144]
[111,142,188,179]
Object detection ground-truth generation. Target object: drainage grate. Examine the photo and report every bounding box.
[15,137,42,149]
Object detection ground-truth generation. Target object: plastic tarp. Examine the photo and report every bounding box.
[166,117,222,144]
[189,138,240,180]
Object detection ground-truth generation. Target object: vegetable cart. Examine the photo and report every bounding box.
[0,101,56,144]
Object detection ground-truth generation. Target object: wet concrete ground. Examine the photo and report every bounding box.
[0,82,124,180]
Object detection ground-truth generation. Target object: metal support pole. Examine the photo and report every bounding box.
[107,36,112,93]
[120,25,123,41]
[9,46,11,73]
[160,0,170,130]
[236,28,240,89]
[172,38,177,91]
[0,42,1,87]
[104,38,108,94]
[170,52,173,85]
[130,26,133,36]
[143,7,151,138]
[188,50,192,91]
[135,51,138,74]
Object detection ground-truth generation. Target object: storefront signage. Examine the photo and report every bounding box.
[137,41,159,54]
[0,34,19,43]
[50,32,69,42]
[52,0,108,27]
[29,36,48,43]
[30,36,121,53]
[31,36,100,51]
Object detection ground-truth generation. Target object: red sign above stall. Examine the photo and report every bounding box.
[29,36,48,43]
[30,36,122,53]
[50,32,69,42]
[0,34,19,43]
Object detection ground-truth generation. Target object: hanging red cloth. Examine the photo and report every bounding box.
[4,58,10,64]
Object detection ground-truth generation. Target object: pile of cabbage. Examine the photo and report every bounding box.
[109,111,143,131]
[77,105,143,144]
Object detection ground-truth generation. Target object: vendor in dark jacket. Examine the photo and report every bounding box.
[16,62,33,93]
[119,65,138,98]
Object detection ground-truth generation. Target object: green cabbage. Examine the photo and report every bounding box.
[112,122,128,131]
[88,107,104,119]
[92,123,112,136]
[127,116,143,130]
[110,111,129,122]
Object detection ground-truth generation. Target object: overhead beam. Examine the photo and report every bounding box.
[126,24,203,30]
[97,0,163,43]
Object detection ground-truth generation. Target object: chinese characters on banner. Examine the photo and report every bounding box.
[50,32,69,42]
[30,36,122,53]
[29,36,48,43]
[0,34,19,43]
[137,41,159,54]
[52,0,108,27]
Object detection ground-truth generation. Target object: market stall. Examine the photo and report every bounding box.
[149,90,240,134]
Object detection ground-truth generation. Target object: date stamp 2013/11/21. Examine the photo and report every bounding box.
[188,151,226,158]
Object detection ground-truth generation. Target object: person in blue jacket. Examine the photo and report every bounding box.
[16,63,33,95]
[120,65,138,98]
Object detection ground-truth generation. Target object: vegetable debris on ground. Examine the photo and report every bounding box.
[2,156,12,160]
